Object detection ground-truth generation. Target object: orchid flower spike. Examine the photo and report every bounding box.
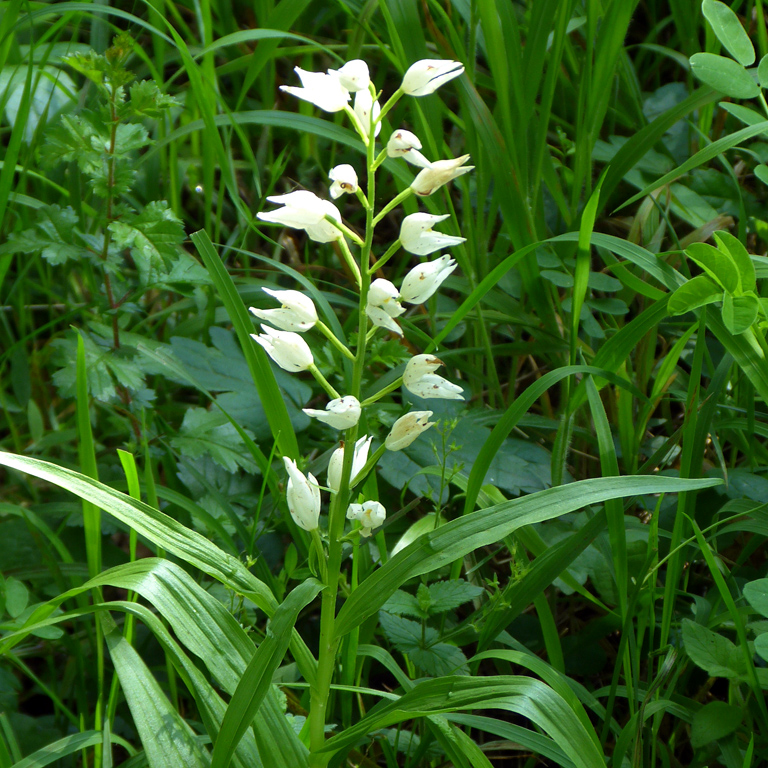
[400,213,466,256]
[283,457,321,531]
[402,59,464,96]
[250,288,317,332]
[385,411,435,451]
[387,129,432,168]
[328,164,359,199]
[411,155,473,196]
[400,255,457,304]
[366,278,405,336]
[257,190,342,243]
[303,396,361,430]
[328,59,370,92]
[328,435,372,493]
[403,354,464,400]
[251,325,314,372]
[354,88,381,139]
[280,67,350,112]
[346,500,386,537]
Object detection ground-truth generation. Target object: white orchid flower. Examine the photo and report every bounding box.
[403,354,464,400]
[386,129,432,168]
[251,325,314,372]
[401,59,464,96]
[354,88,381,138]
[365,305,403,336]
[328,59,370,92]
[328,164,359,199]
[411,155,473,196]
[328,435,372,493]
[280,67,350,112]
[283,457,321,531]
[303,396,361,430]
[257,191,343,242]
[250,288,317,332]
[366,278,405,336]
[346,500,386,537]
[400,255,457,304]
[399,213,466,256]
[385,411,435,451]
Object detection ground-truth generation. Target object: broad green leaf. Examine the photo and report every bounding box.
[427,580,484,614]
[9,731,135,768]
[685,242,739,292]
[759,54,768,87]
[211,579,320,768]
[702,0,755,66]
[744,579,768,617]
[4,577,28,618]
[335,475,721,639]
[101,613,210,768]
[690,701,744,747]
[755,164,768,185]
[668,275,722,315]
[756,634,768,662]
[0,205,85,264]
[689,53,759,98]
[681,619,746,678]
[722,292,759,334]
[714,230,756,291]
[317,675,605,768]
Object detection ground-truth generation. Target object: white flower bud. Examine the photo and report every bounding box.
[401,59,464,96]
[250,288,317,332]
[327,435,372,493]
[403,354,464,400]
[346,500,386,537]
[303,396,361,430]
[283,457,321,530]
[328,164,359,199]
[280,67,350,112]
[400,255,457,304]
[387,129,432,168]
[328,59,370,92]
[385,411,435,451]
[399,213,465,256]
[251,325,314,372]
[411,155,473,196]
[353,89,381,138]
[366,278,405,336]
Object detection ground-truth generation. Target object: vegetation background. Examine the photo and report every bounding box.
[1,0,768,766]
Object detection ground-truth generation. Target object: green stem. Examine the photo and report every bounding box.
[316,321,355,361]
[377,86,403,124]
[338,237,363,287]
[308,364,341,399]
[327,216,365,247]
[372,188,414,227]
[369,240,401,274]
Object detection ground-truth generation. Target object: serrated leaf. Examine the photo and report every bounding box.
[685,242,740,292]
[690,701,744,747]
[668,275,723,315]
[427,580,484,614]
[744,578,768,617]
[722,292,759,334]
[170,407,258,473]
[409,642,469,677]
[690,53,759,98]
[714,230,756,291]
[702,0,755,66]
[379,612,438,653]
[39,113,104,172]
[129,79,180,118]
[382,589,424,619]
[1,205,86,264]
[111,121,150,155]
[682,619,746,678]
[64,51,109,85]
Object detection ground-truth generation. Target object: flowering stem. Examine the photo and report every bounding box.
[307,364,341,400]
[372,188,413,227]
[377,86,403,124]
[359,377,403,407]
[368,240,401,274]
[316,321,355,360]
[327,216,365,247]
[337,237,363,288]
[371,147,388,172]
[343,104,369,145]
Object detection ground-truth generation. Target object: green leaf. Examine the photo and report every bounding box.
[3,577,28,618]
[1,205,85,264]
[668,275,723,315]
[8,730,135,768]
[210,579,320,768]
[714,230,756,291]
[722,292,759,334]
[382,590,423,619]
[689,53,759,98]
[702,0,755,66]
[690,701,744,747]
[755,164,768,185]
[755,633,768,662]
[759,54,768,87]
[427,580,484,614]
[334,475,721,639]
[681,619,747,678]
[743,578,768,617]
[129,79,180,118]
[685,242,740,292]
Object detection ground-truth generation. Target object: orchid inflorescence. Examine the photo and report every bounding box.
[250,56,471,541]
